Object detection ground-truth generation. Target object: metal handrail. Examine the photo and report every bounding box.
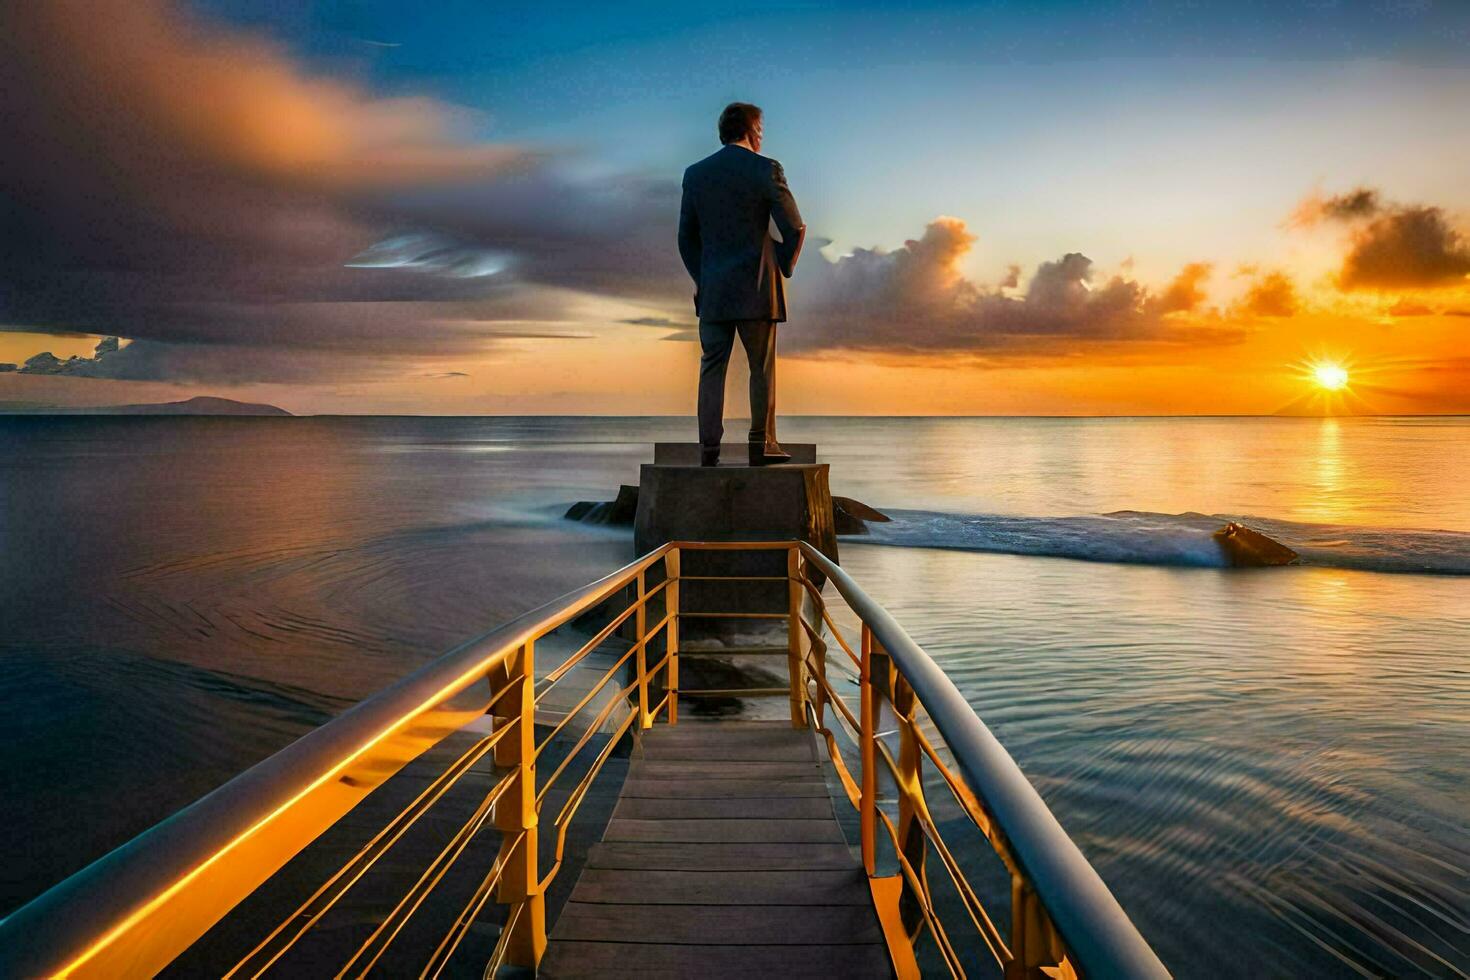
[0,546,674,978]
[0,539,1166,979]
[796,541,1168,978]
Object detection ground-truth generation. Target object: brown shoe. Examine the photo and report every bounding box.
[747,441,792,465]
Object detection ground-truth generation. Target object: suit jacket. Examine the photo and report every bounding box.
[678,144,806,323]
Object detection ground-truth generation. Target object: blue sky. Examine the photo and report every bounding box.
[192,1,1470,281]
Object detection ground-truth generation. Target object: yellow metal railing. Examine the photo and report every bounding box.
[653,542,1166,978]
[0,541,1165,979]
[792,544,1099,978]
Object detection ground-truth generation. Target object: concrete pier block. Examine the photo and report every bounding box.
[651,443,817,466]
[634,460,837,640]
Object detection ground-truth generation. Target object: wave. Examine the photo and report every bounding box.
[858,508,1470,575]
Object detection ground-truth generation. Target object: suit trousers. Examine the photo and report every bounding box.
[697,318,777,449]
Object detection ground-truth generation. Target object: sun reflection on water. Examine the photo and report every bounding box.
[1303,417,1346,525]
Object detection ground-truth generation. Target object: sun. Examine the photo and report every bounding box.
[1286,354,1366,415]
[1311,362,1349,391]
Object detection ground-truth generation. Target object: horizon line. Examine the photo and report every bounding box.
[4,410,1469,420]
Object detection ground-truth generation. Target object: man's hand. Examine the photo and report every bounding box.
[768,160,805,277]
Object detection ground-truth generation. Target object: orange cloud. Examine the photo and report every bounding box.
[1340,207,1470,291]
[787,218,1232,358]
[1241,271,1300,317]
[1289,187,1470,291]
[1153,262,1213,314]
[6,0,526,189]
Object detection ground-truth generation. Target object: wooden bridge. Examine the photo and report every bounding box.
[540,720,889,976]
[0,541,1169,979]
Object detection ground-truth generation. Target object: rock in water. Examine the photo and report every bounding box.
[563,484,640,526]
[833,495,891,535]
[1214,522,1299,567]
[563,501,597,521]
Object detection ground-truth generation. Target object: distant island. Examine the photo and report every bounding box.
[5,396,293,416]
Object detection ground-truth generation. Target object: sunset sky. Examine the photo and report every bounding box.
[3,1,1469,415]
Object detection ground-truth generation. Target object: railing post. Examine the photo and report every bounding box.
[859,623,877,876]
[489,653,516,769]
[892,670,927,943]
[811,633,827,731]
[786,545,807,729]
[665,547,680,725]
[1007,876,1068,979]
[491,640,545,970]
[635,570,651,729]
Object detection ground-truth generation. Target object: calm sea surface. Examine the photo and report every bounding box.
[1,416,1466,976]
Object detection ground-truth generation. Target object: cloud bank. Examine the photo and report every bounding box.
[784,218,1235,357]
[5,2,1462,396]
[0,0,682,383]
[1293,188,1470,291]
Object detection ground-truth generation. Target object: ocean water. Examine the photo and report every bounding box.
[1,415,1466,976]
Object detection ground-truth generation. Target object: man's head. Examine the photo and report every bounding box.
[718,102,763,152]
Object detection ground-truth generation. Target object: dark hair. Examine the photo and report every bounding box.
[718,102,762,145]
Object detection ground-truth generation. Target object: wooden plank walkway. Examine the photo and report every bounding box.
[539,721,892,978]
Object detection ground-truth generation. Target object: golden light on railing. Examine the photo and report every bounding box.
[0,540,1163,980]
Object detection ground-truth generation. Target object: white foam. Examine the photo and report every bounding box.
[859,509,1470,575]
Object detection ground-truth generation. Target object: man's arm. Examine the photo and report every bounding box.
[677,177,701,287]
[768,160,806,278]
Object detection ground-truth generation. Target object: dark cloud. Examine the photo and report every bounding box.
[1339,207,1470,291]
[1,0,1274,386]
[15,338,125,377]
[785,218,1236,356]
[1323,188,1382,219]
[379,173,685,299]
[620,317,692,328]
[8,317,593,384]
[13,337,376,383]
[1290,187,1382,227]
[1240,271,1299,317]
[0,0,679,383]
[622,315,700,342]
[1289,188,1470,291]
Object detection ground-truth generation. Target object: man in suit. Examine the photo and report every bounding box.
[678,102,806,467]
